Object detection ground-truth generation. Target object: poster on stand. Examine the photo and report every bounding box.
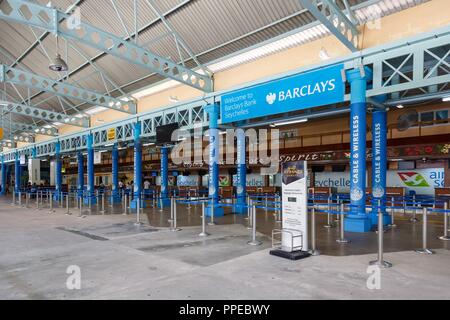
[281,161,308,252]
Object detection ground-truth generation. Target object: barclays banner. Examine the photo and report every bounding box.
[220,64,345,124]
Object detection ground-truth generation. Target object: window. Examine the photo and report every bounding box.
[419,109,449,127]
[420,111,434,126]
[436,110,449,124]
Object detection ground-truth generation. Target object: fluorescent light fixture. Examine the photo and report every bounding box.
[53,122,63,126]
[270,118,308,127]
[104,143,114,147]
[96,119,105,123]
[86,106,108,115]
[396,105,405,109]
[169,96,179,103]
[443,96,450,102]
[143,143,155,147]
[319,47,331,61]
[132,80,179,99]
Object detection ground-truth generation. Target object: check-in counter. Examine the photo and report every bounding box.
[435,188,450,208]
[308,187,336,204]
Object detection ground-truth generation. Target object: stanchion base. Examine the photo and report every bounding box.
[369,260,393,268]
[170,228,181,232]
[324,224,334,229]
[247,240,262,246]
[134,222,143,227]
[208,222,217,226]
[309,249,321,256]
[415,249,435,254]
[438,235,450,241]
[410,218,419,223]
[336,239,350,244]
[388,224,397,228]
[270,249,311,260]
[199,232,209,237]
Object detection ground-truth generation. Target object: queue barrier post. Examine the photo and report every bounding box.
[199,201,209,237]
[415,207,434,255]
[309,206,320,256]
[370,200,392,268]
[324,196,333,228]
[410,195,419,223]
[48,191,54,213]
[135,194,143,226]
[208,200,216,226]
[388,196,397,228]
[439,201,450,241]
[336,203,350,244]
[123,194,128,216]
[100,193,106,215]
[247,204,262,246]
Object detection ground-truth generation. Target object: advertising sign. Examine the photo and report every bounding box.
[281,161,308,252]
[107,128,116,141]
[19,154,26,165]
[177,175,200,187]
[232,174,265,187]
[314,169,444,195]
[220,64,344,124]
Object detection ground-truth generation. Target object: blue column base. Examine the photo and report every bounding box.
[232,204,247,215]
[130,199,146,209]
[157,198,171,209]
[83,196,97,205]
[344,215,372,233]
[205,205,224,217]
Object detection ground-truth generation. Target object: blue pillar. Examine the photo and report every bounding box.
[54,142,62,201]
[158,146,171,208]
[234,128,247,214]
[77,151,84,200]
[110,143,121,204]
[130,122,145,210]
[14,152,20,194]
[345,67,372,233]
[205,104,224,217]
[0,155,6,196]
[84,134,96,205]
[371,110,391,227]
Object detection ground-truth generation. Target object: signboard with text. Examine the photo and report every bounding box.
[281,161,308,252]
[220,64,344,124]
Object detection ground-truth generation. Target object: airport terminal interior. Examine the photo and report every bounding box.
[0,0,449,300]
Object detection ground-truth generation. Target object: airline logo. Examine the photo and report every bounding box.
[397,172,430,187]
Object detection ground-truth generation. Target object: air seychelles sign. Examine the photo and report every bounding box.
[220,64,345,124]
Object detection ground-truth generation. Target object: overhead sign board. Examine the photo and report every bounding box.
[220,64,344,124]
[107,128,116,141]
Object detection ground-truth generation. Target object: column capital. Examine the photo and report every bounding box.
[204,103,220,115]
[346,67,373,84]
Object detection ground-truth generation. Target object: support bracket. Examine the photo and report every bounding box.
[298,0,359,52]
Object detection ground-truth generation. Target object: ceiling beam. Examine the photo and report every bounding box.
[0,64,136,114]
[0,101,90,127]
[298,0,359,52]
[0,121,58,136]
[0,0,213,92]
